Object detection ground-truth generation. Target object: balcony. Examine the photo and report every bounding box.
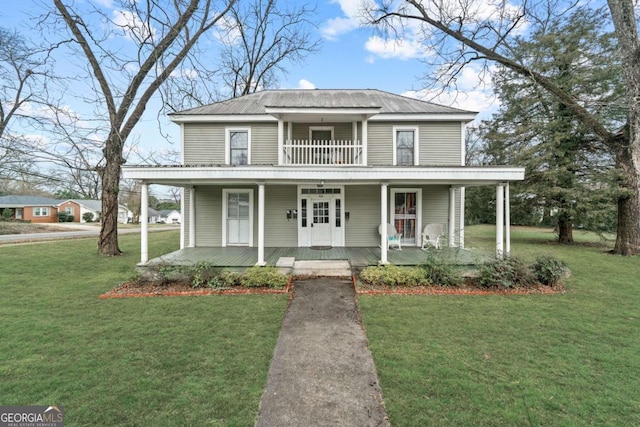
[282,140,363,166]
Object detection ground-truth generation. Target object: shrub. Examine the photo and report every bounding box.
[420,256,462,287]
[2,208,11,220]
[533,256,568,286]
[360,265,428,288]
[478,257,536,289]
[83,212,95,222]
[190,261,221,288]
[207,270,242,289]
[240,266,288,289]
[57,212,70,222]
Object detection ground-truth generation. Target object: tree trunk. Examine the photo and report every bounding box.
[98,134,124,256]
[613,136,640,255]
[557,216,574,243]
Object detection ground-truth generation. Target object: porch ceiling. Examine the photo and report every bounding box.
[122,165,525,187]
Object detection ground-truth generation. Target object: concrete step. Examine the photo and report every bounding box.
[292,260,352,277]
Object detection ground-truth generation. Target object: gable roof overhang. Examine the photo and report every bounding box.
[264,106,382,123]
[123,165,524,187]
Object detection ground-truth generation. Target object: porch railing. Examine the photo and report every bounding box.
[282,139,363,166]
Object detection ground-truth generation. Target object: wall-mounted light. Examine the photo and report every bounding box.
[286,209,298,221]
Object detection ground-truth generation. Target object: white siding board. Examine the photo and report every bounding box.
[263,186,298,246]
[345,186,381,246]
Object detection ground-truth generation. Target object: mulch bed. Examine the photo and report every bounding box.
[100,276,564,298]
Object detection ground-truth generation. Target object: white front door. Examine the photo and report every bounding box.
[223,190,253,246]
[311,199,332,246]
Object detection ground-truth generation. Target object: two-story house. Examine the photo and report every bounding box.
[123,89,524,266]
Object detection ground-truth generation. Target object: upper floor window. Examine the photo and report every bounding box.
[226,128,251,165]
[34,207,50,217]
[393,127,419,166]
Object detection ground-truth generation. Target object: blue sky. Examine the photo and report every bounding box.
[1,0,496,190]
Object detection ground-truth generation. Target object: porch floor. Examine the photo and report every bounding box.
[145,246,490,269]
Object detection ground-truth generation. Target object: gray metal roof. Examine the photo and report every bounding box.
[172,89,475,116]
[66,199,102,211]
[0,195,60,207]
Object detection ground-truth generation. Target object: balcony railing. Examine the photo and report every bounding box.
[282,139,363,166]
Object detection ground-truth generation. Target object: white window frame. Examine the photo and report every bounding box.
[389,188,422,246]
[33,207,50,217]
[225,128,251,165]
[65,207,74,215]
[392,126,419,166]
[309,126,334,142]
[222,189,254,247]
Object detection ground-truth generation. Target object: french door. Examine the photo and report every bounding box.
[391,189,422,245]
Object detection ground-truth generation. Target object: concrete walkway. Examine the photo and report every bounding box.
[255,278,388,427]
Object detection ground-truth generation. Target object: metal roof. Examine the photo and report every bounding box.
[171,89,475,116]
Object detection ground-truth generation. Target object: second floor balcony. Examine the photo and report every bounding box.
[282,139,364,166]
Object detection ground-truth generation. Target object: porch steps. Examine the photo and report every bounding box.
[276,258,352,277]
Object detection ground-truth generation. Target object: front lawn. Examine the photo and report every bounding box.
[360,225,640,426]
[0,231,288,426]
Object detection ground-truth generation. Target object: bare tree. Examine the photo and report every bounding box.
[51,0,236,256]
[365,0,640,255]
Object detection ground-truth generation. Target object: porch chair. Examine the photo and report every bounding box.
[421,223,445,250]
[379,223,402,250]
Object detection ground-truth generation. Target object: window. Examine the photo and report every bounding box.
[390,188,422,245]
[393,127,419,166]
[65,207,74,215]
[226,128,251,165]
[33,207,50,217]
[223,189,253,246]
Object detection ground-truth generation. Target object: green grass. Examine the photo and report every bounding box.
[360,225,640,426]
[0,231,288,426]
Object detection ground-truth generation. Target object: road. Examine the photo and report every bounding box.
[0,224,179,244]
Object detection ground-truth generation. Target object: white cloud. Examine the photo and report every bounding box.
[112,10,156,41]
[321,0,374,40]
[298,79,316,89]
[364,36,430,60]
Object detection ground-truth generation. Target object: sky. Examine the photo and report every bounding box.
[1,0,498,195]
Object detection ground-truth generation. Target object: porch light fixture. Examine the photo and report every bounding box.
[317,181,324,188]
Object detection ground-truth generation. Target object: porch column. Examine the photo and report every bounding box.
[180,188,185,249]
[448,186,456,247]
[380,183,388,264]
[277,117,284,165]
[188,186,195,248]
[496,183,504,259]
[257,183,266,266]
[140,182,149,264]
[352,121,358,143]
[505,182,511,256]
[459,186,465,248]
[361,117,368,166]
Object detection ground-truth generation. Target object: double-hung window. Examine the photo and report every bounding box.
[33,207,49,217]
[226,128,251,165]
[393,127,419,166]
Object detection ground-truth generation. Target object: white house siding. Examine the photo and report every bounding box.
[422,122,463,166]
[367,121,462,166]
[183,124,225,164]
[263,185,298,246]
[194,186,223,246]
[250,123,278,164]
[344,186,381,247]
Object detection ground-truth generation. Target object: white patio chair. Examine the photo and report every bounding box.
[421,223,445,249]
[379,223,402,250]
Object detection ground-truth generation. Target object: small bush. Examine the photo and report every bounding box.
[240,266,288,289]
[83,212,95,222]
[57,212,70,222]
[208,271,242,289]
[533,256,568,286]
[360,265,428,288]
[420,256,462,287]
[478,257,536,289]
[190,261,221,288]
[2,208,11,220]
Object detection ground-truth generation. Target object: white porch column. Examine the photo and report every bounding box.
[277,118,284,165]
[505,182,511,256]
[257,183,266,266]
[380,183,388,264]
[459,186,466,248]
[361,117,368,166]
[448,186,456,247]
[180,187,185,249]
[352,121,358,143]
[140,182,149,264]
[496,184,504,259]
[188,186,195,248]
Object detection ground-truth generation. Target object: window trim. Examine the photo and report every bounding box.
[33,207,50,217]
[221,189,254,247]
[309,126,334,142]
[392,126,419,166]
[225,128,251,165]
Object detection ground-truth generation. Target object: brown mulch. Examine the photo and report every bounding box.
[353,276,565,296]
[99,280,291,299]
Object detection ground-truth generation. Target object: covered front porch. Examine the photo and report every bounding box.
[144,245,490,270]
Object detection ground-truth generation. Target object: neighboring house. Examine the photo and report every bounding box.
[146,208,180,224]
[0,196,132,224]
[0,195,60,223]
[123,89,525,265]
